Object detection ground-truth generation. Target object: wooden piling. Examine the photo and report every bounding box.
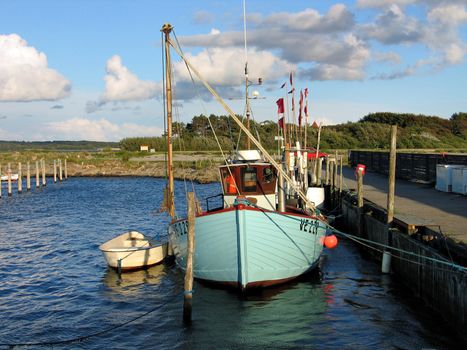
[387,125,397,224]
[53,160,57,183]
[8,163,12,197]
[64,159,68,180]
[35,161,40,188]
[333,158,338,190]
[183,192,196,323]
[325,158,329,185]
[339,155,343,193]
[59,159,63,181]
[17,162,22,194]
[317,157,322,186]
[357,168,364,208]
[41,159,46,187]
[26,162,31,191]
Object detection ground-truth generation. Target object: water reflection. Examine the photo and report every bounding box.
[102,264,166,295]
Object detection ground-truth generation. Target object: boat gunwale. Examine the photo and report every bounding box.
[170,204,320,225]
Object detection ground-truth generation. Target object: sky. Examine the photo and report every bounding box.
[0,0,466,142]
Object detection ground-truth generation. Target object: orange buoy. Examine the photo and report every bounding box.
[324,235,338,249]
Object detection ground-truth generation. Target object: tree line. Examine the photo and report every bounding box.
[120,112,466,152]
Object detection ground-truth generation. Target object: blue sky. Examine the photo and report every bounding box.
[0,0,466,141]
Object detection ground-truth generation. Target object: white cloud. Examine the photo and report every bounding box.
[173,47,294,87]
[0,34,71,102]
[373,51,402,64]
[360,4,423,44]
[357,0,415,8]
[103,55,160,101]
[87,55,161,113]
[45,118,163,141]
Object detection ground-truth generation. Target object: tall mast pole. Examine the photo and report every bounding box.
[162,23,175,219]
[245,65,251,150]
[243,0,251,150]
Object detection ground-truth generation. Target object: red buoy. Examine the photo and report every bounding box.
[324,235,338,249]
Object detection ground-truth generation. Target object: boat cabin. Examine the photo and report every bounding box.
[219,163,277,210]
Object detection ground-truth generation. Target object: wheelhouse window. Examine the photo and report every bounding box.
[242,167,257,192]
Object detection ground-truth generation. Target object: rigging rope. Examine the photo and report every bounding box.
[172,30,240,195]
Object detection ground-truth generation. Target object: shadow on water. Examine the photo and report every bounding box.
[0,178,462,350]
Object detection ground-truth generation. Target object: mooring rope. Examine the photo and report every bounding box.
[0,290,183,348]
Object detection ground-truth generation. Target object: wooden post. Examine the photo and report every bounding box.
[317,157,322,186]
[53,159,57,183]
[17,162,22,194]
[8,163,12,197]
[184,192,196,323]
[339,155,343,193]
[41,159,46,187]
[35,161,40,188]
[162,24,175,219]
[357,168,364,208]
[26,162,31,191]
[64,159,68,180]
[387,125,397,224]
[332,156,337,189]
[325,157,329,185]
[59,159,63,181]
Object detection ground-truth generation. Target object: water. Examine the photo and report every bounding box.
[0,178,461,349]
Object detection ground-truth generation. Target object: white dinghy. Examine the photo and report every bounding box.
[99,231,168,271]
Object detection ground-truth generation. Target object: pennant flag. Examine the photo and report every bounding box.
[298,90,303,127]
[280,82,286,89]
[278,116,285,129]
[289,72,293,86]
[304,88,308,116]
[304,88,308,97]
[276,98,284,114]
[288,88,295,94]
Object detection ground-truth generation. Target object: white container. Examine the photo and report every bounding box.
[436,165,463,192]
[452,167,467,195]
[306,187,325,209]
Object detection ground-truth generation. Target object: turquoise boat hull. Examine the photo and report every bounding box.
[168,205,326,289]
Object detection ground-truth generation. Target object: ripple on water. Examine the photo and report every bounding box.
[0,178,461,349]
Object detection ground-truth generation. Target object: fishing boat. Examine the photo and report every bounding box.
[99,231,168,271]
[161,21,336,290]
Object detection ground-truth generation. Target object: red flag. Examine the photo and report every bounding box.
[280,82,286,89]
[299,90,303,127]
[289,72,293,86]
[304,88,308,116]
[278,117,284,129]
[304,88,308,97]
[276,98,284,114]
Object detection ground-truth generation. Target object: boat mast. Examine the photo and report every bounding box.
[243,0,251,150]
[162,23,175,219]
